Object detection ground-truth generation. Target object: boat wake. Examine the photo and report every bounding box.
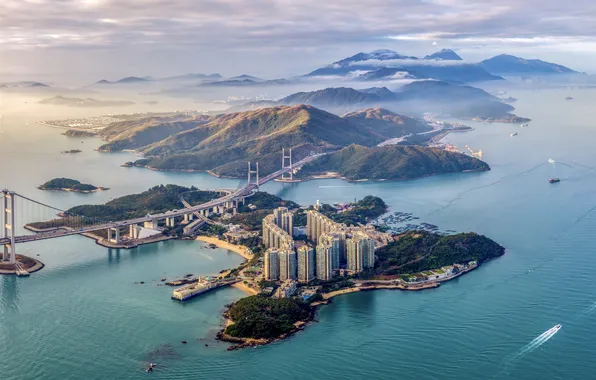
[515,324,561,358]
[494,324,562,378]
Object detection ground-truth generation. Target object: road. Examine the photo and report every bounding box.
[0,153,326,246]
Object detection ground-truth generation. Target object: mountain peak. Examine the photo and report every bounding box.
[424,49,463,61]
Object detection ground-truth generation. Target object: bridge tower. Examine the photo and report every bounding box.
[281,148,293,181]
[2,190,16,264]
[247,161,259,190]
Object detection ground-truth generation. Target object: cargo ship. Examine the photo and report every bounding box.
[171,276,236,301]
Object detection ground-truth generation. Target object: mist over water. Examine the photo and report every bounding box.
[1,88,596,379]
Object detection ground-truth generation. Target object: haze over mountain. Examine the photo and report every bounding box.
[305,49,502,83]
[479,54,579,75]
[227,80,528,122]
[424,49,463,61]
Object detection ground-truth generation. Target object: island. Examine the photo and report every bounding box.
[38,178,108,193]
[62,129,97,137]
[38,95,135,108]
[88,104,489,181]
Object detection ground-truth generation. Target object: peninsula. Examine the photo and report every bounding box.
[204,196,504,349]
[38,178,108,193]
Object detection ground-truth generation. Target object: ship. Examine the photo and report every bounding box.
[553,324,562,331]
[548,159,556,164]
[566,96,574,100]
[549,178,560,184]
[510,132,518,137]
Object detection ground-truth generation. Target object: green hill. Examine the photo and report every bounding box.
[98,115,213,151]
[123,105,431,177]
[300,144,490,181]
[375,230,505,276]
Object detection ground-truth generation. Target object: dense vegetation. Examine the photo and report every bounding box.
[66,185,218,221]
[98,115,212,152]
[301,144,490,181]
[318,196,387,225]
[63,129,96,137]
[238,192,299,212]
[375,231,505,275]
[98,105,437,177]
[225,296,311,339]
[39,178,99,192]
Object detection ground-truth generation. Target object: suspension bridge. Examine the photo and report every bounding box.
[0,151,325,267]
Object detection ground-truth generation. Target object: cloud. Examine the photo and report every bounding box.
[1,0,596,79]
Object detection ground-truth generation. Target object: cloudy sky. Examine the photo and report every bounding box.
[1,0,595,83]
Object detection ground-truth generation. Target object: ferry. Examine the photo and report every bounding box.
[549,178,561,184]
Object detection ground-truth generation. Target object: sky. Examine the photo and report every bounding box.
[2,0,596,83]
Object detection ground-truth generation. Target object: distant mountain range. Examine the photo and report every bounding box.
[305,49,501,83]
[228,80,529,122]
[305,49,580,83]
[80,49,578,91]
[479,54,578,75]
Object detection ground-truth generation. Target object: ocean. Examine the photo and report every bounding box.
[0,88,595,379]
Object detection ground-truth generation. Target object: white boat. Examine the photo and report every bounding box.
[548,159,556,164]
[510,132,518,137]
[552,324,562,332]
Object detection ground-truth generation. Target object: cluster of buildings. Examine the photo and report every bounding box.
[262,206,378,283]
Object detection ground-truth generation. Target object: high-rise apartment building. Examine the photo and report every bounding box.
[273,207,293,235]
[346,232,376,273]
[316,238,334,281]
[264,249,280,280]
[263,214,294,250]
[279,249,297,281]
[297,246,315,283]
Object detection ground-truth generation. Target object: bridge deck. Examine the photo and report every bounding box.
[1,154,325,246]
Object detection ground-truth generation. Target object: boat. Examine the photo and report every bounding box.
[549,178,560,184]
[566,96,574,100]
[521,123,529,128]
[548,159,556,164]
[146,363,156,372]
[510,132,518,137]
[553,324,562,331]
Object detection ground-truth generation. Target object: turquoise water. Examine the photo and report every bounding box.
[1,90,596,379]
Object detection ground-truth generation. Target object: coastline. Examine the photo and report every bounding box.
[195,235,253,260]
[218,261,485,350]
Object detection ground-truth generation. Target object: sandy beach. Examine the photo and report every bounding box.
[232,281,259,295]
[195,235,253,260]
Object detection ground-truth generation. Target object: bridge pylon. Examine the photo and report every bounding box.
[247,161,259,190]
[281,148,293,181]
[2,190,16,264]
